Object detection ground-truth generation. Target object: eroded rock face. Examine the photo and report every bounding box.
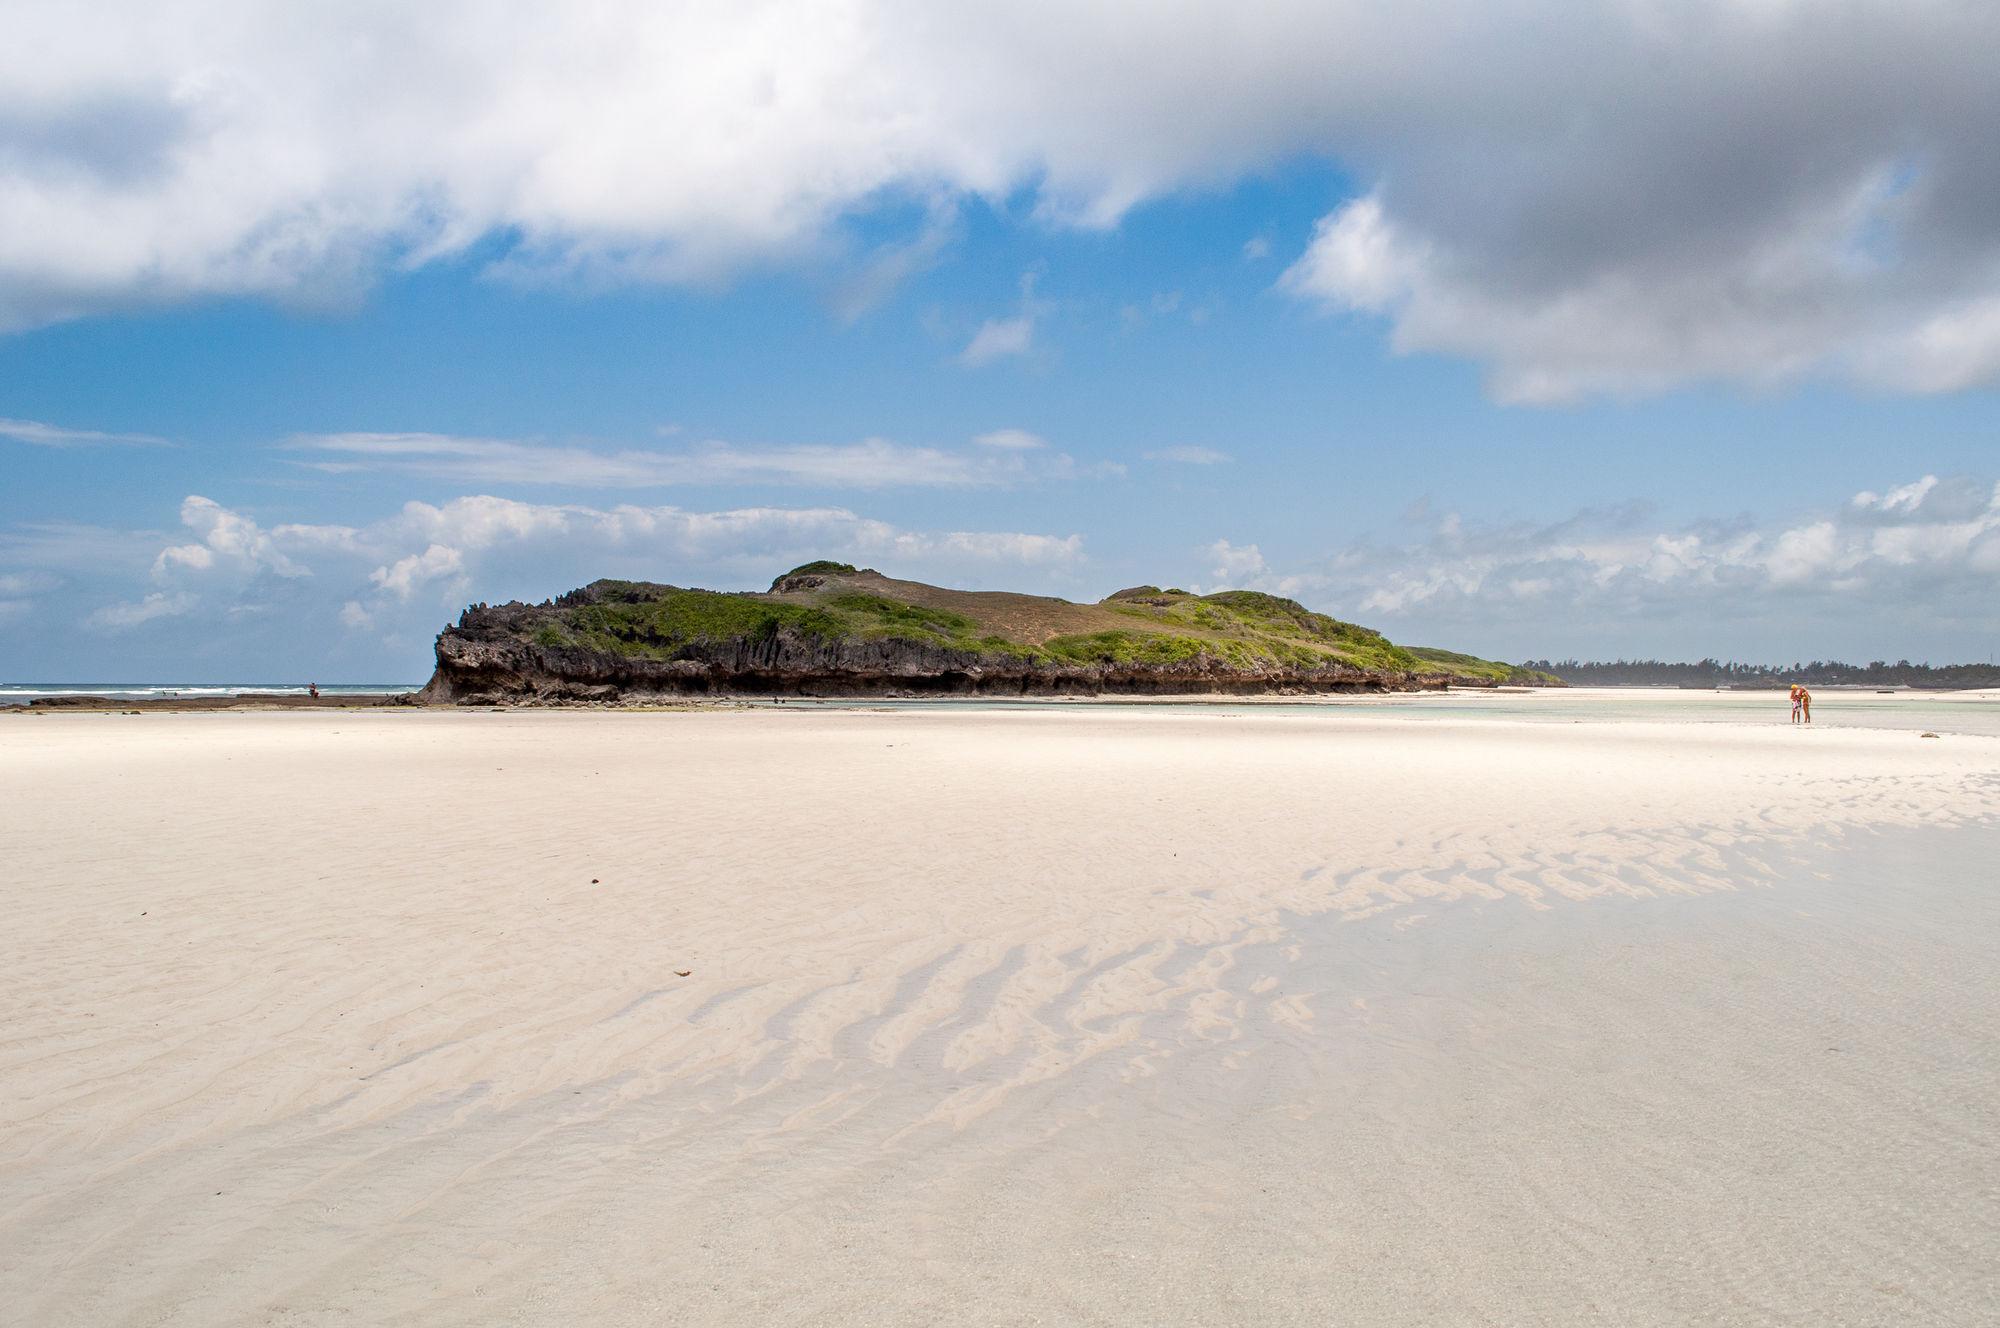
[418,605,1442,705]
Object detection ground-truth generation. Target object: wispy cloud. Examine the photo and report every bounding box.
[288,431,1100,490]
[960,315,1035,367]
[0,417,167,447]
[974,428,1047,451]
[1145,445,1232,465]
[960,271,1050,368]
[86,591,194,630]
[0,571,61,596]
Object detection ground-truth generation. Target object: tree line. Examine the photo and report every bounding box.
[1519,658,2000,689]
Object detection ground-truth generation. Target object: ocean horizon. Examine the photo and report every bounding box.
[1,683,423,702]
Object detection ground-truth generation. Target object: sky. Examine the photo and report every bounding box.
[4,0,2000,681]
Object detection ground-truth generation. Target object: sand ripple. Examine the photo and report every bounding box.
[4,708,1998,1324]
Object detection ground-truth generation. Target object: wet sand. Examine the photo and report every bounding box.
[3,705,1997,1325]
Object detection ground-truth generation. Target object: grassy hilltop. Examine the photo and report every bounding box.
[467,561,1541,688]
[1406,647,1562,687]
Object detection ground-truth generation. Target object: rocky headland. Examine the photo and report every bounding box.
[415,563,1554,704]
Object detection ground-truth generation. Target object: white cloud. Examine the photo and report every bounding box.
[84,492,1088,640]
[1227,475,2000,657]
[289,430,1089,489]
[1853,475,1939,513]
[153,495,305,578]
[1283,197,1418,314]
[1145,445,1231,465]
[1278,46,2000,402]
[1765,522,1842,587]
[1205,539,1267,579]
[370,543,466,600]
[1191,538,1328,599]
[0,417,167,447]
[9,5,2000,396]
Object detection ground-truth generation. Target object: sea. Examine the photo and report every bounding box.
[1,683,421,703]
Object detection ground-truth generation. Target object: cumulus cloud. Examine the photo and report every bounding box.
[369,544,466,601]
[76,492,1086,646]
[1272,5,2000,401]
[288,430,1095,489]
[13,3,1997,397]
[153,495,306,578]
[1206,474,2000,658]
[1342,477,2000,615]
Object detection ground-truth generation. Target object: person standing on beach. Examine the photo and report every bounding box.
[1798,686,1811,723]
[1790,684,1803,723]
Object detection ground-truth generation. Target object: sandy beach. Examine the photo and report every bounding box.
[4,697,1999,1325]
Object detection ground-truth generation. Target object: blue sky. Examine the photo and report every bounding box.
[5,3,1999,681]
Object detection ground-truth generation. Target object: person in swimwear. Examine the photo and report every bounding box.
[1798,685,1811,724]
[1789,684,1803,723]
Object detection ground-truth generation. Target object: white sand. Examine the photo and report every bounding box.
[3,703,1998,1325]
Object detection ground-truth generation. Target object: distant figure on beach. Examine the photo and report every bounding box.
[1789,685,1802,723]
[1789,684,1811,724]
[308,682,319,698]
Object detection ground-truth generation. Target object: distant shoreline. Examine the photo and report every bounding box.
[7,692,418,712]
[10,682,2000,716]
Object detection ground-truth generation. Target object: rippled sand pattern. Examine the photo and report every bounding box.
[4,707,1998,1325]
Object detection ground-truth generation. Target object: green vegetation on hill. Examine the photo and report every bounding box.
[529,581,1029,660]
[505,570,1428,675]
[779,560,861,579]
[1095,585,1416,672]
[1408,647,1563,686]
